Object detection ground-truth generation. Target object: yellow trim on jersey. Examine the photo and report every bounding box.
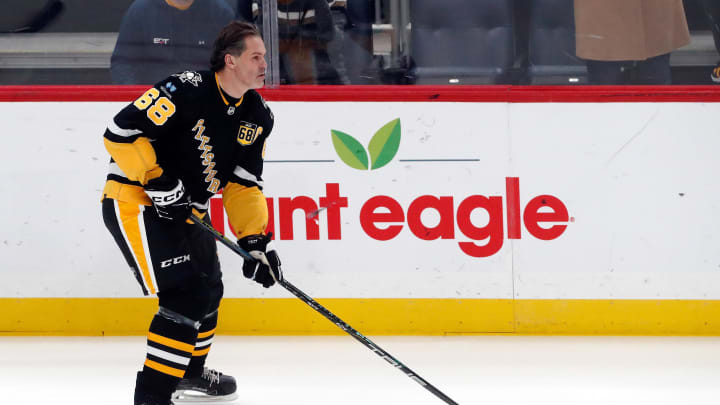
[197,328,216,339]
[147,332,195,353]
[223,182,268,238]
[116,201,157,294]
[215,73,243,107]
[103,182,205,223]
[102,180,151,205]
[103,137,163,185]
[192,347,211,357]
[144,359,186,377]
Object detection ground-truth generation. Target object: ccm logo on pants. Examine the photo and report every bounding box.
[161,255,191,268]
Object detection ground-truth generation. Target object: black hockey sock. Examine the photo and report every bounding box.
[137,314,198,397]
[185,310,218,379]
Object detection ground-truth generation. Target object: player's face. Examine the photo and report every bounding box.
[236,36,267,89]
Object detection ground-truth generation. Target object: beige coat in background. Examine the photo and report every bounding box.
[574,0,691,61]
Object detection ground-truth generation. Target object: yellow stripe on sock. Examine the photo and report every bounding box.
[197,328,216,339]
[147,332,194,353]
[144,359,185,378]
[192,347,211,357]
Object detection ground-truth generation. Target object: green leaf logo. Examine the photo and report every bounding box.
[331,119,401,171]
[368,118,401,170]
[331,129,368,170]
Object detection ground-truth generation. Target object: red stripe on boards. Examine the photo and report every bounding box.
[1,85,720,102]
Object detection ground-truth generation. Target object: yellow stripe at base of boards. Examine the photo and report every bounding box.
[0,298,718,336]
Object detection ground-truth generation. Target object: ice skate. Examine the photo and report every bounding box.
[172,367,238,402]
[135,391,175,405]
[135,372,175,405]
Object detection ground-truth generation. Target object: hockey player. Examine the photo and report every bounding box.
[101,21,282,405]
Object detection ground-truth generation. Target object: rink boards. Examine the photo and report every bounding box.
[1,86,719,335]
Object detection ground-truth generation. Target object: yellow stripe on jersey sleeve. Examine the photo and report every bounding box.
[102,180,152,205]
[223,182,268,239]
[103,137,163,185]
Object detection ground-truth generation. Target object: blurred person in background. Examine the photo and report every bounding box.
[276,0,338,84]
[0,0,64,33]
[574,0,690,84]
[325,0,351,84]
[111,0,234,84]
[243,0,339,84]
[698,0,720,83]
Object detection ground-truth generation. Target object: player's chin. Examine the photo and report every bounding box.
[254,75,266,88]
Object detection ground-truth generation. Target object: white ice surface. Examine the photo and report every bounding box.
[2,336,720,405]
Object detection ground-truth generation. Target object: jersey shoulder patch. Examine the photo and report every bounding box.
[171,71,203,87]
[156,71,211,104]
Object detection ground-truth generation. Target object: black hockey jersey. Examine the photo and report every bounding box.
[103,70,274,211]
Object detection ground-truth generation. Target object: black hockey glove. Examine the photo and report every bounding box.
[144,175,191,222]
[237,233,283,288]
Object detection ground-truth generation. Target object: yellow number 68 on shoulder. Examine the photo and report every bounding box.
[133,88,176,126]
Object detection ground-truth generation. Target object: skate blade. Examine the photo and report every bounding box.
[172,389,239,403]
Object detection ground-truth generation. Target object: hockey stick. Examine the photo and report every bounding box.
[189,215,460,405]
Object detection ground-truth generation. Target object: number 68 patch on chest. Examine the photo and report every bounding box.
[237,121,263,146]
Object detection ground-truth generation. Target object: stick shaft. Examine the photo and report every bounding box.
[279,278,459,405]
[189,215,459,405]
[189,215,253,260]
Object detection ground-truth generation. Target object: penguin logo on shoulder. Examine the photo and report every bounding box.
[172,71,202,87]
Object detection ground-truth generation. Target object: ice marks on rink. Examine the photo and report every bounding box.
[2,335,719,404]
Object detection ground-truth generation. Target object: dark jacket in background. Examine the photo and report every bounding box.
[111,0,234,84]
[252,0,336,84]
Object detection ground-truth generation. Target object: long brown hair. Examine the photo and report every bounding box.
[210,21,262,72]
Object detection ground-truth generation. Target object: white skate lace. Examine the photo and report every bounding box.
[201,368,221,385]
